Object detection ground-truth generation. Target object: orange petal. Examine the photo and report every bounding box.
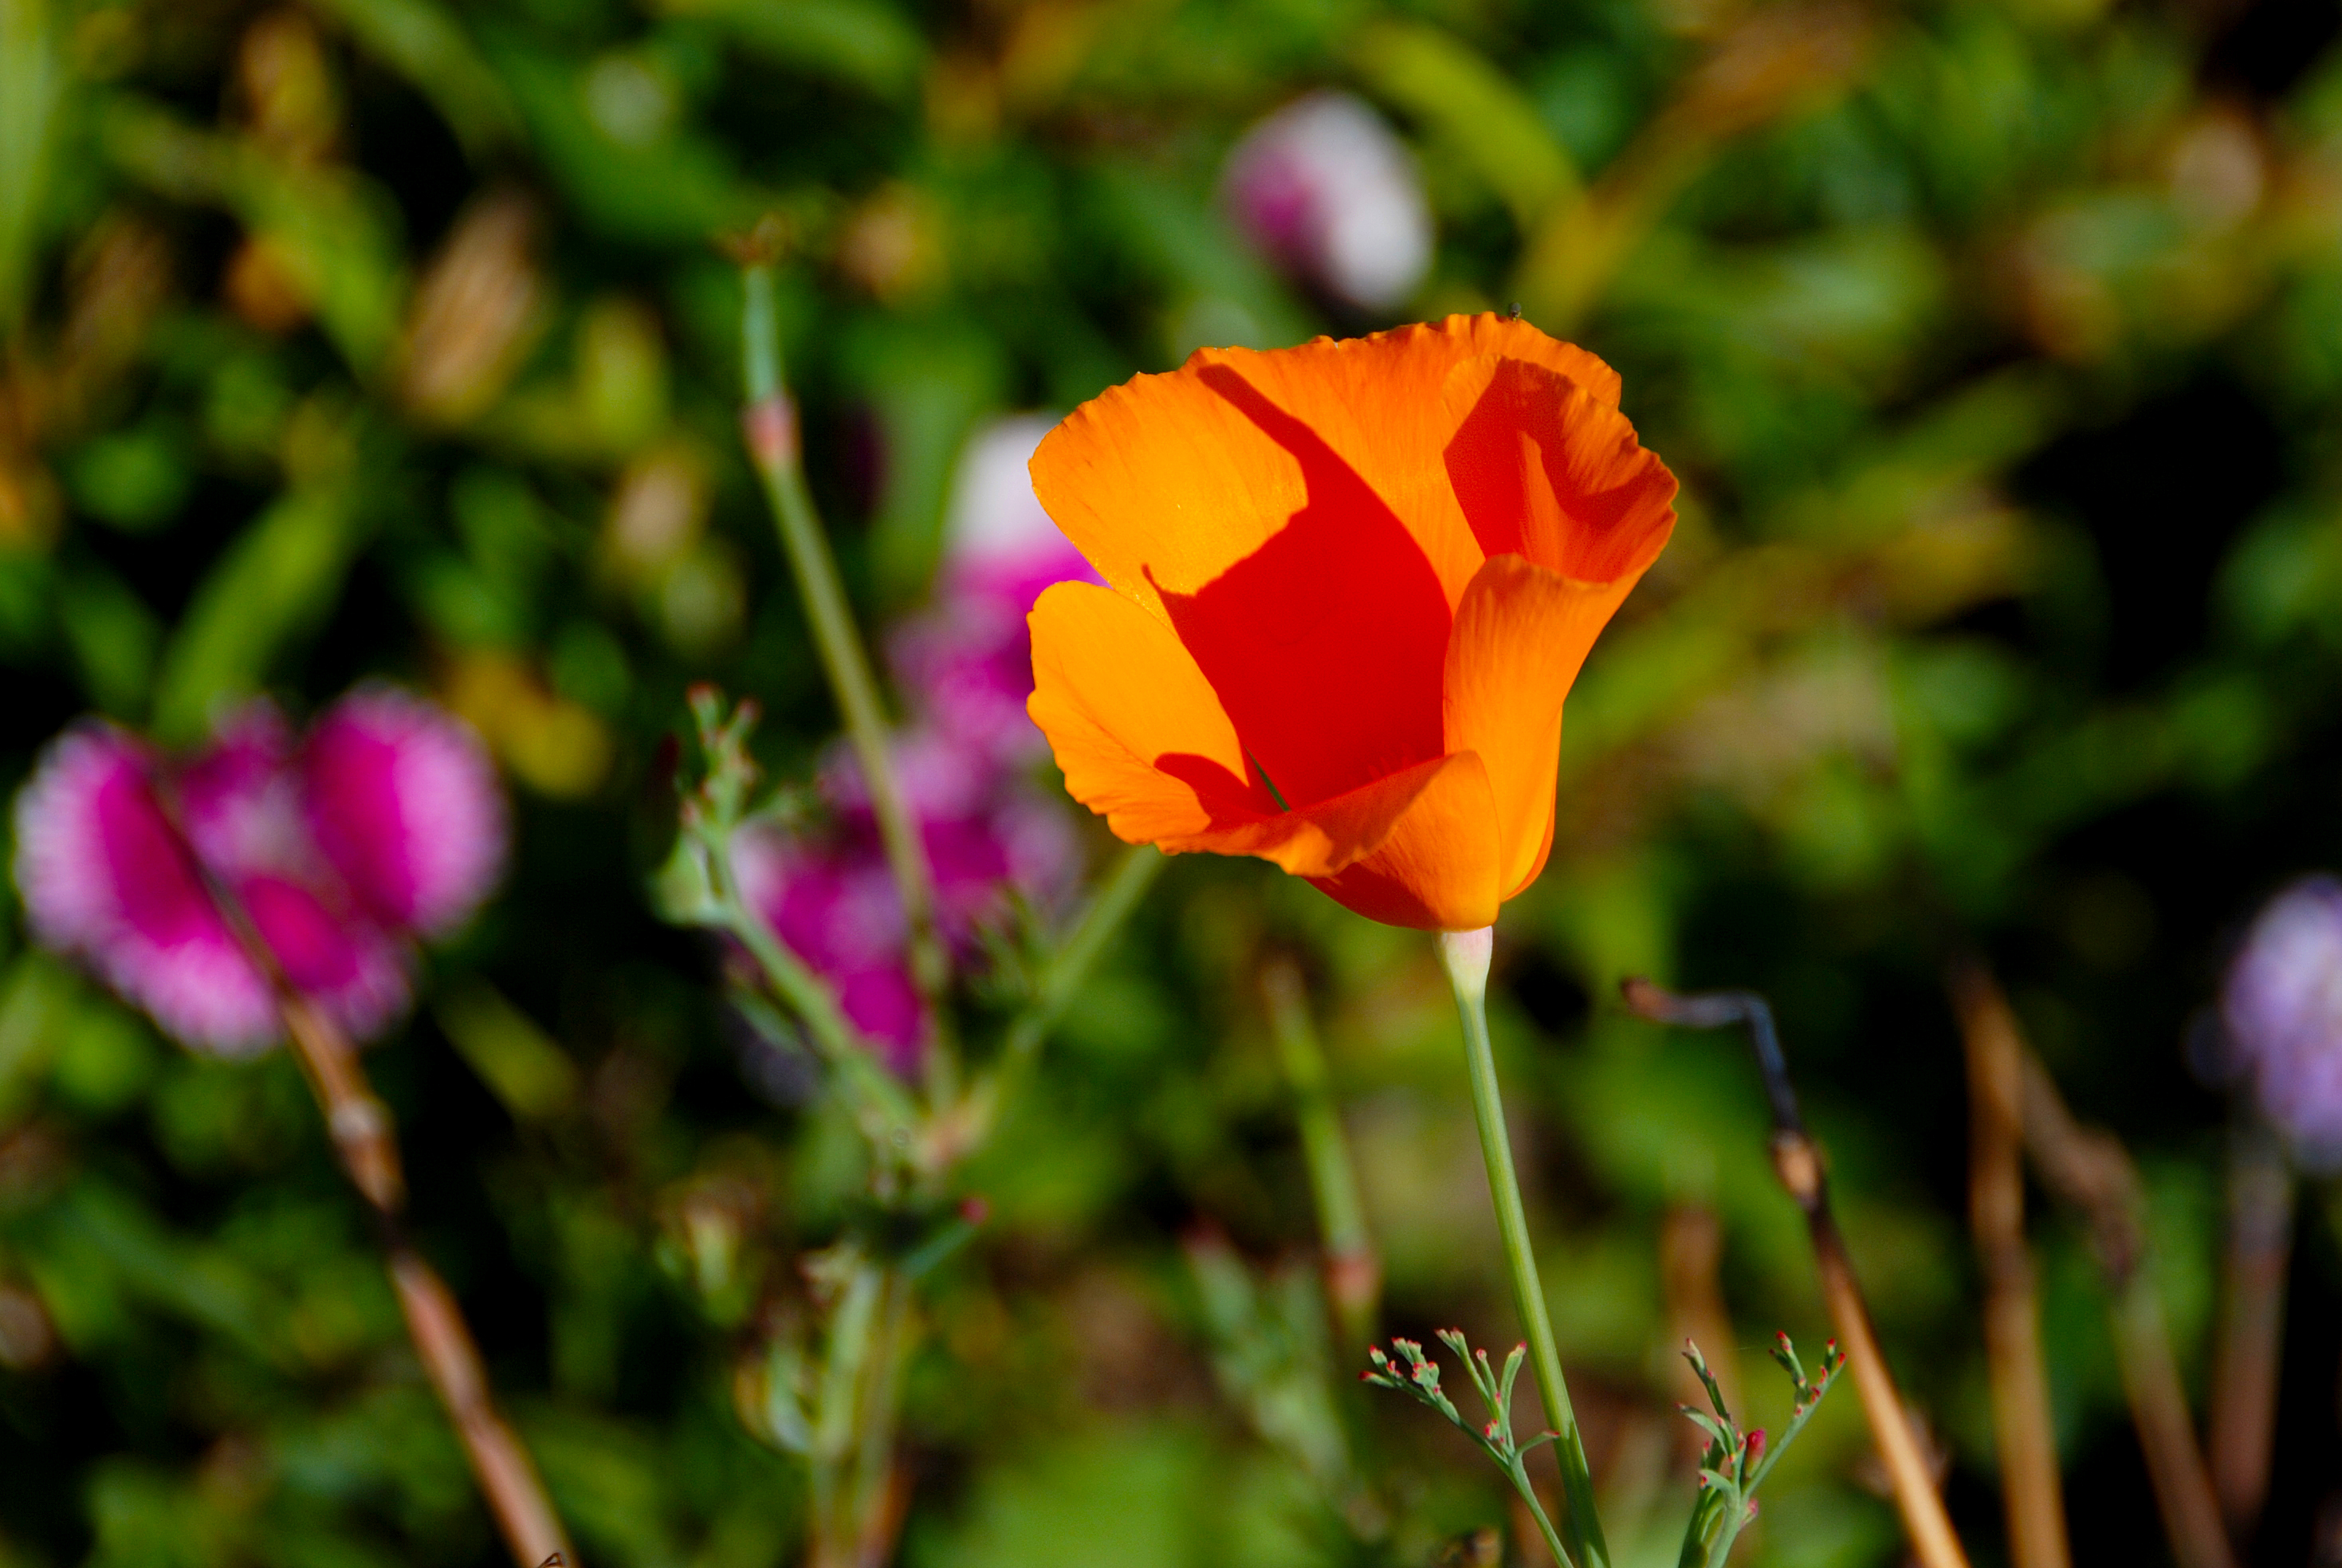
[1443,555,1637,897]
[1441,356,1677,582]
[1306,749,1503,930]
[1031,313,1625,615]
[1178,752,1480,878]
[1026,581,1275,844]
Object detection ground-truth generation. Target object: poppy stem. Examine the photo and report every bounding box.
[735,260,954,1089]
[1437,929,1606,1568]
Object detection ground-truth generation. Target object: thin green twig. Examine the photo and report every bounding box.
[737,261,953,1063]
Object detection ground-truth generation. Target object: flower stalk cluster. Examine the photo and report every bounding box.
[1363,1332,1572,1567]
[1676,1334,1845,1568]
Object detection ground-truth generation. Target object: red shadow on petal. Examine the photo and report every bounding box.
[1149,363,1452,810]
[1444,357,1676,583]
[1153,750,1280,827]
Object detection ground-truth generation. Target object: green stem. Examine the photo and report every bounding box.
[1508,1454,1576,1568]
[1263,957,1378,1347]
[738,263,953,1067]
[964,844,1161,1141]
[713,829,920,1142]
[1438,929,1608,1568]
[847,1267,914,1565]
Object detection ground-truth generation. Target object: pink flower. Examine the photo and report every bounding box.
[737,727,1080,1077]
[14,724,281,1054]
[11,689,506,1057]
[2223,876,2342,1169]
[305,686,506,936]
[1222,91,1433,312]
[888,416,1099,771]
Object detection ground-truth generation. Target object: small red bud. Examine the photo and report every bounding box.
[1745,1429,1766,1462]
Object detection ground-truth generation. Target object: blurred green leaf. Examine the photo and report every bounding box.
[150,473,362,743]
[488,34,756,244]
[0,0,62,336]
[305,0,521,154]
[58,564,160,718]
[659,0,927,99]
[64,419,195,533]
[101,96,407,374]
[1350,19,1578,230]
[435,982,581,1122]
[840,312,1007,603]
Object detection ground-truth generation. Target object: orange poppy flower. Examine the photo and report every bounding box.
[1024,313,1677,931]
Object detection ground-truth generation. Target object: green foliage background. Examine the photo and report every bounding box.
[2,0,2340,1559]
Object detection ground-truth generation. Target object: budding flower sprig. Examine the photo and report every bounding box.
[658,686,921,1156]
[1364,1331,1575,1568]
[1676,1333,1847,1568]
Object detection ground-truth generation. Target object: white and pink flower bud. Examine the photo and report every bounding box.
[1222,91,1433,312]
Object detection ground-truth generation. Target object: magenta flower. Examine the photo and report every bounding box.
[305,686,507,936]
[888,415,1099,772]
[12,688,506,1057]
[2222,875,2342,1169]
[1222,91,1433,312]
[735,726,1079,1077]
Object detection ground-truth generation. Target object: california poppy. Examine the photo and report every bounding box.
[1025,314,1677,931]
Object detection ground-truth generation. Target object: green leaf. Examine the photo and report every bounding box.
[659,0,927,99]
[434,982,582,1122]
[1350,20,1579,230]
[304,0,520,154]
[101,97,408,374]
[0,0,62,337]
[149,477,363,743]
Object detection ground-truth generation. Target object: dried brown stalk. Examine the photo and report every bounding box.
[279,994,576,1568]
[2017,1053,2234,1568]
[167,796,576,1568]
[1947,965,2070,1568]
[1619,979,1971,1568]
[2206,1117,2292,1546]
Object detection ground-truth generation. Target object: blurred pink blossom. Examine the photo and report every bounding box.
[889,415,1098,771]
[1222,91,1433,312]
[2222,875,2342,1169]
[12,688,506,1057]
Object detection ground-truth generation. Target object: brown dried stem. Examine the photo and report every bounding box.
[2206,1116,2292,1547]
[1947,965,2070,1568]
[167,797,576,1568]
[2017,1052,2235,1568]
[1619,977,1970,1568]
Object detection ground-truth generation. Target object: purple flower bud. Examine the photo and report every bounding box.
[889,416,1098,772]
[1221,92,1433,312]
[2222,876,2342,1169]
